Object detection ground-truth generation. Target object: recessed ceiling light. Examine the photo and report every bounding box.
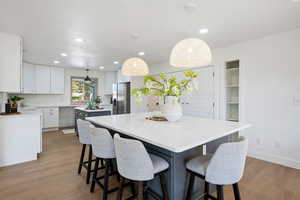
[199,28,209,34]
[99,66,105,70]
[138,52,145,56]
[291,0,300,2]
[74,38,85,43]
[60,53,68,57]
[53,60,60,64]
[113,61,119,65]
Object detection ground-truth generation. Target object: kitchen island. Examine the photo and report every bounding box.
[87,113,250,200]
[74,107,112,134]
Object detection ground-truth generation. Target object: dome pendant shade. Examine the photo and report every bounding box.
[170,38,212,68]
[122,57,149,76]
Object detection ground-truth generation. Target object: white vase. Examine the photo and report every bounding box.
[160,96,183,122]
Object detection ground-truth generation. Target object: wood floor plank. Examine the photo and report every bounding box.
[0,130,299,200]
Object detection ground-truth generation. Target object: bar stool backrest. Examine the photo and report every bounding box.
[77,119,94,145]
[114,134,154,181]
[90,127,115,159]
[206,137,248,185]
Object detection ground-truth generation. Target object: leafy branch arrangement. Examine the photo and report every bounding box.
[132,70,199,102]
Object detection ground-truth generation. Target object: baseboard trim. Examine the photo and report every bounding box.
[248,151,300,170]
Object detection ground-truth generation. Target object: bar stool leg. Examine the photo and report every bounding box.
[159,173,169,200]
[78,144,86,174]
[103,159,111,200]
[90,157,100,192]
[204,181,209,200]
[86,144,93,184]
[116,177,125,200]
[185,172,195,200]
[130,181,136,196]
[216,185,224,200]
[137,181,144,200]
[233,183,241,200]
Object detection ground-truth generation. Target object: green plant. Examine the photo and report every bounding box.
[132,70,199,102]
[10,96,24,104]
[94,96,102,104]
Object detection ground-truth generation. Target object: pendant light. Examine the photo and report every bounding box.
[84,69,92,83]
[170,38,212,68]
[122,57,149,76]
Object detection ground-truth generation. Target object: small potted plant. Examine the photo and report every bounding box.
[132,70,198,122]
[10,96,24,113]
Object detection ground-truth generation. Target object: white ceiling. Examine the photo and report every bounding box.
[0,0,300,71]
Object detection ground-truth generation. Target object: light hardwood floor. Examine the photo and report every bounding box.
[0,131,299,200]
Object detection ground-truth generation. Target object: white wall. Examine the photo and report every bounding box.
[17,68,105,106]
[147,28,300,169]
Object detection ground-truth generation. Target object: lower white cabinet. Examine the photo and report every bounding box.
[42,107,59,129]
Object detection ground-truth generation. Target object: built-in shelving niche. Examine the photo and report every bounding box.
[225,60,240,122]
[225,60,240,141]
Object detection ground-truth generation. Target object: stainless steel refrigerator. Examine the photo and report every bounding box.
[112,82,131,114]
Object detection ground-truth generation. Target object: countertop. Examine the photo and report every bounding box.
[87,113,251,153]
[74,107,112,113]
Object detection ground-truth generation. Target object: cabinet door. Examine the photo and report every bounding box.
[173,67,215,119]
[22,63,36,93]
[51,67,64,94]
[183,67,215,118]
[35,65,51,94]
[104,72,116,94]
[117,70,130,83]
[42,107,59,128]
[0,33,22,93]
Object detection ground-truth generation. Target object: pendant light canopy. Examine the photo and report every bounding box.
[84,69,92,83]
[170,38,212,68]
[122,57,149,76]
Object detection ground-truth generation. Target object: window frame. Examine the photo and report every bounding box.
[70,76,98,105]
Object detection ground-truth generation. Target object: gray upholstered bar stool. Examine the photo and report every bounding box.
[77,119,103,184]
[90,127,119,200]
[185,137,248,200]
[114,134,169,200]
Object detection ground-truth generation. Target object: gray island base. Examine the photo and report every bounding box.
[87,113,250,200]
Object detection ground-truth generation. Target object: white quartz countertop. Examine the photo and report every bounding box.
[87,113,251,153]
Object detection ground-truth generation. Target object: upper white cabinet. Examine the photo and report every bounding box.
[117,70,130,83]
[22,63,36,93]
[0,33,22,93]
[104,72,116,94]
[22,64,65,94]
[51,67,65,94]
[35,65,51,94]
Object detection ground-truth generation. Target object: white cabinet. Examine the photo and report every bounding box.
[174,67,215,119]
[22,63,36,93]
[22,65,65,94]
[42,107,59,129]
[51,67,65,94]
[104,72,116,94]
[36,65,51,94]
[117,70,130,83]
[0,33,22,93]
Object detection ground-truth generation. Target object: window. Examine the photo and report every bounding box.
[71,77,98,104]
